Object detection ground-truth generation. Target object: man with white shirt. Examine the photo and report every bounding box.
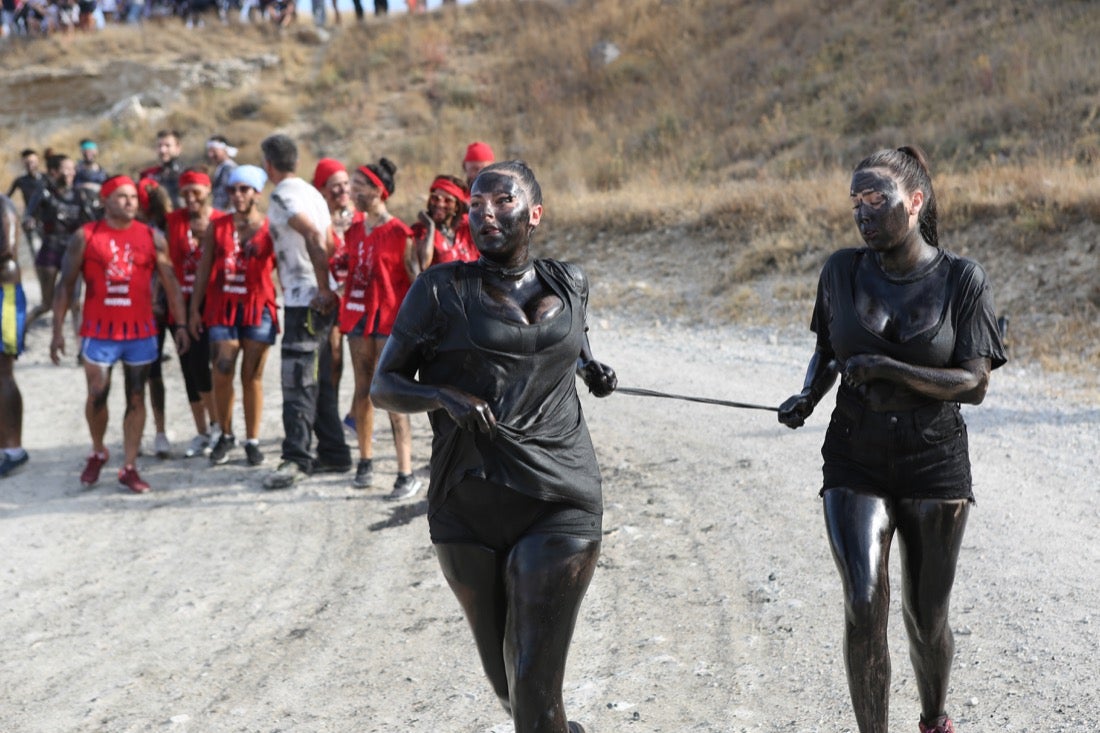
[260,134,351,489]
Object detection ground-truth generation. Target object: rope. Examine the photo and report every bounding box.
[616,386,779,413]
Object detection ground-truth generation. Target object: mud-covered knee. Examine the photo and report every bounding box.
[214,357,236,376]
[89,389,110,410]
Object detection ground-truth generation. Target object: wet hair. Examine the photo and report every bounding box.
[853,145,939,248]
[473,160,542,207]
[20,149,36,158]
[362,157,398,195]
[260,134,298,173]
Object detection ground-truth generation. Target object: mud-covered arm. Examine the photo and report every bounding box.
[841,354,991,405]
[371,276,497,435]
[778,347,840,429]
[576,333,617,398]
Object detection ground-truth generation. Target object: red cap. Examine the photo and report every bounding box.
[100,175,137,200]
[312,158,347,190]
[179,170,212,189]
[463,141,494,164]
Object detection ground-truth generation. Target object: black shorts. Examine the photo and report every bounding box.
[429,477,602,551]
[821,394,973,501]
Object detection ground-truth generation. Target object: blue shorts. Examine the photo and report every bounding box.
[0,283,27,357]
[81,335,159,367]
[207,306,277,345]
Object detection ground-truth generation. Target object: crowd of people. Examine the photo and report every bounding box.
[0,135,1007,733]
[0,0,450,37]
[1,130,498,500]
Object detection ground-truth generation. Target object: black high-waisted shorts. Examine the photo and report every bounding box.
[429,477,603,551]
[821,394,973,501]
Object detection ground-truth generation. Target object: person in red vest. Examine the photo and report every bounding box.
[340,158,420,497]
[189,165,278,467]
[312,157,360,434]
[50,175,190,493]
[165,169,221,458]
[409,174,475,276]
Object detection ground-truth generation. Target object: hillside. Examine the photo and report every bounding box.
[2,0,1098,375]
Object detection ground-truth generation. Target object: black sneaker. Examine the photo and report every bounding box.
[209,433,234,465]
[244,442,264,466]
[387,473,423,500]
[352,459,373,489]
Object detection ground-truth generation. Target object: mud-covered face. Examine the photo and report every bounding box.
[324,171,351,211]
[850,168,912,250]
[468,172,541,260]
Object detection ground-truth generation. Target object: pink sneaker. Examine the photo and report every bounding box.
[920,717,956,733]
[118,465,151,494]
[80,450,109,487]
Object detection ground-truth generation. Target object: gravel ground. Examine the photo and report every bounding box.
[2,276,1098,732]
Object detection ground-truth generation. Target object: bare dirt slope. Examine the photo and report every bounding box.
[2,260,1098,732]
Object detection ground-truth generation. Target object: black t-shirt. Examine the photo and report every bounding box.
[389,259,602,516]
[811,247,1007,406]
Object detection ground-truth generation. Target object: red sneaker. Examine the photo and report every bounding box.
[80,450,109,487]
[118,465,151,494]
[920,717,956,733]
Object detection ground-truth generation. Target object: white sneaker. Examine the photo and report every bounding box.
[154,432,172,459]
[185,433,211,458]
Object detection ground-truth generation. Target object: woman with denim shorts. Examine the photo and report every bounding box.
[189,165,278,467]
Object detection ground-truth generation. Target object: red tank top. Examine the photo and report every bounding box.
[203,213,279,329]
[411,214,478,266]
[80,220,158,341]
[166,208,219,319]
[339,217,414,335]
[329,209,364,287]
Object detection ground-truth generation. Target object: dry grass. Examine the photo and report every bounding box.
[2,0,1097,376]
